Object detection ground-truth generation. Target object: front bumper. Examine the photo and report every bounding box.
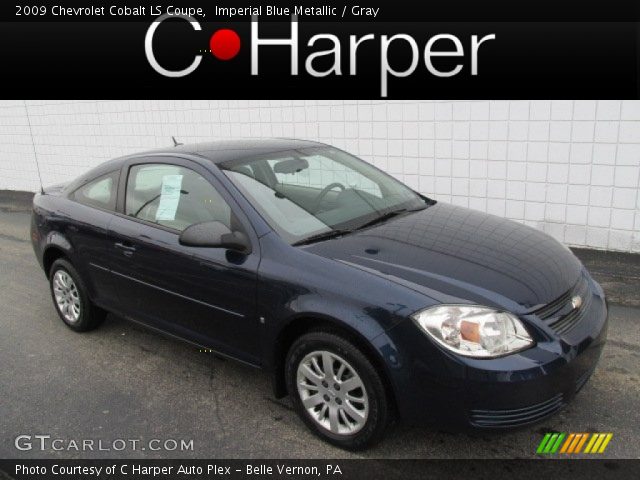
[383,275,608,429]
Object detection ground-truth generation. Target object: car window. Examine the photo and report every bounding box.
[222,146,425,243]
[227,170,329,240]
[72,171,119,211]
[125,163,231,232]
[266,155,382,198]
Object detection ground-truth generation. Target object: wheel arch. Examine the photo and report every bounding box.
[42,245,69,278]
[41,229,75,277]
[270,314,398,417]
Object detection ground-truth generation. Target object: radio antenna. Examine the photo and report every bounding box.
[23,100,44,194]
[172,136,183,147]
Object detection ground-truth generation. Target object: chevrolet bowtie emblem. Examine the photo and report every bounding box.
[571,295,583,310]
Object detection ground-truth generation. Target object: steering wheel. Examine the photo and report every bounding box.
[313,182,346,212]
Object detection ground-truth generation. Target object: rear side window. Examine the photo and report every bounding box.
[125,163,231,232]
[71,171,119,211]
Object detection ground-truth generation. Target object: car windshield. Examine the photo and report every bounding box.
[220,146,429,244]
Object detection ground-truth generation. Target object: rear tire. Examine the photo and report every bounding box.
[49,258,106,332]
[285,331,390,450]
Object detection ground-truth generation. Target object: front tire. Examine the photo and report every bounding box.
[49,258,105,332]
[285,331,390,450]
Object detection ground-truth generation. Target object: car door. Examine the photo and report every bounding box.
[107,156,261,365]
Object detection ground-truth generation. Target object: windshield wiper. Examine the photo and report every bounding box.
[293,205,427,246]
[355,206,425,231]
[292,228,353,246]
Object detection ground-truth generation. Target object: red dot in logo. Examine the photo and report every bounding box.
[209,29,241,60]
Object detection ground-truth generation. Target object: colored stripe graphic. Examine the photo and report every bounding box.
[574,433,589,453]
[585,433,613,453]
[559,433,575,453]
[584,433,598,453]
[538,433,613,454]
[568,433,585,453]
[536,433,552,454]
[544,433,559,453]
[550,433,566,453]
[598,433,613,453]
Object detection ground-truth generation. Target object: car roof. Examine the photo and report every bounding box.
[132,138,327,164]
[70,138,327,188]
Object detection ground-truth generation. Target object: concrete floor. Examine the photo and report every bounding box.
[0,207,639,459]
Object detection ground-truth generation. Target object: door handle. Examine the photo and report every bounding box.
[114,242,136,257]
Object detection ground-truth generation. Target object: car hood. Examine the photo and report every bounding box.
[304,203,582,312]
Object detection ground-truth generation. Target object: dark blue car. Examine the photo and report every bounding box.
[31,139,608,449]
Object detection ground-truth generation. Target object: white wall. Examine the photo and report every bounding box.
[0,100,639,252]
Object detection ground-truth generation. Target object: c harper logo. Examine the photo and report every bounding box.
[144,14,496,97]
[536,432,613,455]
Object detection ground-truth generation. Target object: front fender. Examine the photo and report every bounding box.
[256,232,430,400]
[264,292,408,402]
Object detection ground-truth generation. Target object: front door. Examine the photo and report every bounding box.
[107,157,261,365]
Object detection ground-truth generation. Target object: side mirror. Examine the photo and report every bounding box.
[179,221,251,253]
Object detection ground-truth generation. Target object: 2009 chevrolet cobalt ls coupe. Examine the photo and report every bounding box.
[31,139,607,449]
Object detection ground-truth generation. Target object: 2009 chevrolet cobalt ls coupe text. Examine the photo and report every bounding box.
[31,139,607,449]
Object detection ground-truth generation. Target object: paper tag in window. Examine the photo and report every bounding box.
[155,175,183,221]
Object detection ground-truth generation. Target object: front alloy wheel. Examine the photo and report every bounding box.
[297,351,369,435]
[286,331,391,450]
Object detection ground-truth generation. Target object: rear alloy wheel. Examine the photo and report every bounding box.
[52,270,81,324]
[49,258,106,332]
[286,331,390,450]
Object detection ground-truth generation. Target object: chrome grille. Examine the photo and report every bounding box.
[534,275,590,336]
[533,288,574,320]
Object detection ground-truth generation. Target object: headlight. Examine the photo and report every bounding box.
[411,305,533,358]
